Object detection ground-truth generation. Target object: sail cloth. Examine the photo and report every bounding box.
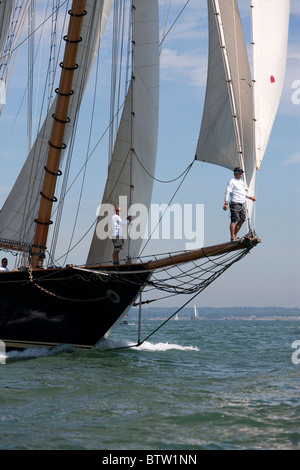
[0,1,15,59]
[0,0,113,250]
[195,0,256,224]
[0,0,16,111]
[87,0,159,265]
[252,0,290,170]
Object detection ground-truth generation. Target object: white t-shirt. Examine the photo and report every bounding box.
[225,177,246,204]
[0,266,9,272]
[112,214,129,237]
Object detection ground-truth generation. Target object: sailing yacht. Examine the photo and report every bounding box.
[0,0,289,351]
[193,305,199,320]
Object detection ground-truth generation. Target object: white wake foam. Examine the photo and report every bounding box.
[132,341,199,352]
[95,338,199,352]
[5,344,76,360]
[3,339,199,360]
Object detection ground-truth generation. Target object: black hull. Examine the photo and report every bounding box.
[0,264,150,351]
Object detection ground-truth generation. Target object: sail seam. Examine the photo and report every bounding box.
[213,0,244,171]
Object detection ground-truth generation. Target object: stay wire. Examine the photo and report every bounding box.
[159,0,191,50]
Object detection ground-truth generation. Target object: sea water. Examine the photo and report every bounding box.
[0,319,299,450]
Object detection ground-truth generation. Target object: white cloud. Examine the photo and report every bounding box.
[283,152,300,165]
[160,48,207,87]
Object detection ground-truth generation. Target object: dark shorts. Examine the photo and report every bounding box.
[230,203,246,223]
[112,236,124,251]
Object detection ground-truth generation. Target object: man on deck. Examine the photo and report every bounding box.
[111,205,131,265]
[0,258,9,271]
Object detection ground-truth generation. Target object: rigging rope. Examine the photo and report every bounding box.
[159,0,191,50]
[0,0,68,63]
[139,160,194,256]
[47,0,60,110]
[133,148,194,184]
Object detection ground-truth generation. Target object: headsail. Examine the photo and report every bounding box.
[252,0,290,169]
[87,0,159,265]
[0,0,113,254]
[195,0,256,223]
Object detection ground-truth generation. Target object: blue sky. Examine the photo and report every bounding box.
[0,0,299,308]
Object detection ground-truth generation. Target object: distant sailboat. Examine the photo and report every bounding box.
[193,304,199,320]
[0,0,290,351]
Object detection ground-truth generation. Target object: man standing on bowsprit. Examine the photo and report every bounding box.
[223,167,256,242]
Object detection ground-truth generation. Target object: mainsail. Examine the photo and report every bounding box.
[0,0,113,253]
[252,0,290,169]
[87,0,159,265]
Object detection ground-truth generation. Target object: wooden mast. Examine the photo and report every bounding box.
[31,0,87,269]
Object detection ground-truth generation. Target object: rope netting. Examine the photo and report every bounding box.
[112,241,252,302]
[92,241,256,350]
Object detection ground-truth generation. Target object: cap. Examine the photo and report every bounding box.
[234,167,244,173]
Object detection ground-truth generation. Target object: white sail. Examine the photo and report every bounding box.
[194,304,198,320]
[195,0,256,224]
[0,2,31,106]
[0,0,113,250]
[87,0,159,265]
[0,1,15,58]
[252,0,290,169]
[0,0,16,111]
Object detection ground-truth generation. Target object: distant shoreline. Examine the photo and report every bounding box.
[129,306,300,321]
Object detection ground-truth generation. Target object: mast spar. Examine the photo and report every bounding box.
[31,0,87,269]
